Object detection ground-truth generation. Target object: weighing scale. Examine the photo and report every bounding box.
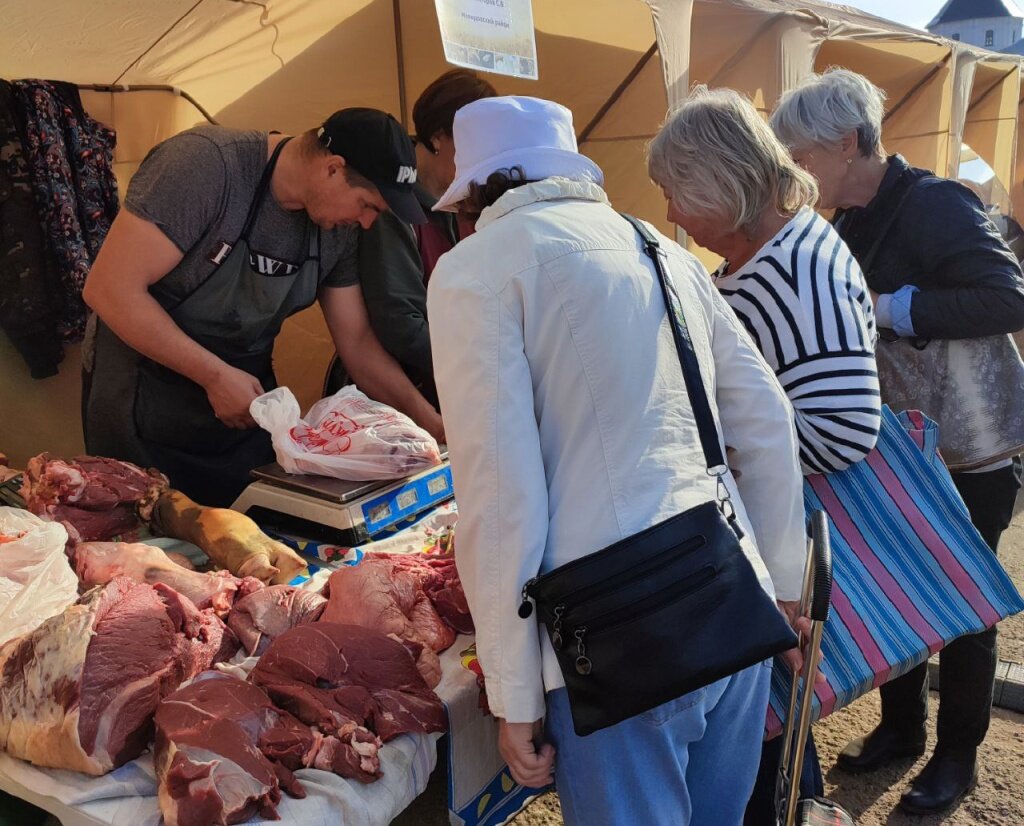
[231,458,453,547]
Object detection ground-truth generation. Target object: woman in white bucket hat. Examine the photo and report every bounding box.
[427,96,807,824]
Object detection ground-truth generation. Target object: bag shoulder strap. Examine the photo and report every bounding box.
[620,213,726,474]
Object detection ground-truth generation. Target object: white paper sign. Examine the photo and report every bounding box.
[434,0,538,80]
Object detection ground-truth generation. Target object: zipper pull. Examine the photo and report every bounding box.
[518,578,537,618]
[551,605,565,649]
[575,627,592,676]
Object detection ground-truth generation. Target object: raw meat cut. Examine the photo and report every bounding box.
[156,671,381,826]
[150,490,308,585]
[411,553,474,635]
[21,454,168,541]
[0,577,238,775]
[22,454,307,587]
[227,585,327,654]
[251,623,446,745]
[320,552,473,686]
[73,541,262,617]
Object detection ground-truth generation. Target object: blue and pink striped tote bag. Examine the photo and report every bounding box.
[766,405,1024,738]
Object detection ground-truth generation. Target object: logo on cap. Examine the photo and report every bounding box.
[396,165,417,184]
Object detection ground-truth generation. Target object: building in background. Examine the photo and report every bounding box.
[927,0,1023,49]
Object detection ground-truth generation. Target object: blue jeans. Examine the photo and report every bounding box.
[545,660,772,826]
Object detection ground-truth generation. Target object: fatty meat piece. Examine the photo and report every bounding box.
[0,577,238,775]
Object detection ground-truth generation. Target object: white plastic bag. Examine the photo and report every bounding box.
[0,508,78,645]
[251,386,442,481]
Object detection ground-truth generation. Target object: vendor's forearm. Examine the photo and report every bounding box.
[85,286,226,388]
[345,338,437,421]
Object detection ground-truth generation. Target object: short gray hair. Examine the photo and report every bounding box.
[770,68,887,158]
[647,86,818,235]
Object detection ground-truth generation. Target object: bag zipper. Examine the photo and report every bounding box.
[518,534,705,621]
[572,564,717,676]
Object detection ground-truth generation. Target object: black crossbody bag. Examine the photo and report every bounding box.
[518,215,798,737]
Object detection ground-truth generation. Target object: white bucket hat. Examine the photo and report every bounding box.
[432,96,604,212]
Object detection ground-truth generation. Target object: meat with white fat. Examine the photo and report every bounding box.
[0,577,238,775]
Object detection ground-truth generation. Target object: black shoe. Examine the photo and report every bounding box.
[899,751,978,815]
[836,724,926,774]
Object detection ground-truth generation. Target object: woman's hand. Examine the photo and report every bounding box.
[776,599,824,681]
[498,718,555,788]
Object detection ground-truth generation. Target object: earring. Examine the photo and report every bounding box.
[846,158,853,165]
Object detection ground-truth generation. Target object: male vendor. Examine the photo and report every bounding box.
[83,108,443,506]
[326,70,497,404]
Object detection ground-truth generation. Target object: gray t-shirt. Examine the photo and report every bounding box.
[125,125,358,309]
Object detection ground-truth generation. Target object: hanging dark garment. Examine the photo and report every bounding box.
[12,79,118,343]
[0,80,64,378]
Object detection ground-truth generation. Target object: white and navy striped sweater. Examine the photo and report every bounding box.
[714,208,881,475]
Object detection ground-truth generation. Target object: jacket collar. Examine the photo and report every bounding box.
[871,154,911,206]
[476,178,611,230]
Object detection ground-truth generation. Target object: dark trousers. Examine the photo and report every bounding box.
[744,730,824,825]
[879,458,1022,754]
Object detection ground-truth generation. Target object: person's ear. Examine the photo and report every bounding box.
[839,130,859,161]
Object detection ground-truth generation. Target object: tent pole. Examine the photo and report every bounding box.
[882,52,952,124]
[394,0,409,130]
[577,42,657,146]
[112,0,206,86]
[77,83,218,125]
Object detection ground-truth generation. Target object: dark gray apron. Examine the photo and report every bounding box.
[89,137,322,506]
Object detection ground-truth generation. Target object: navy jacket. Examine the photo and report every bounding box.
[834,155,1024,340]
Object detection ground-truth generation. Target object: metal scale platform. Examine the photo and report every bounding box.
[231,458,453,547]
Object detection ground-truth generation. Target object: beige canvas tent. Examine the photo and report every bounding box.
[2,0,1021,467]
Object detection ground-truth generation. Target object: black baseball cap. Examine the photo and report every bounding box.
[317,108,427,225]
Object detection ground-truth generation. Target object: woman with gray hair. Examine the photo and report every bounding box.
[771,67,1024,816]
[648,84,881,824]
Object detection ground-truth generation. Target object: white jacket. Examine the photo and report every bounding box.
[428,179,805,724]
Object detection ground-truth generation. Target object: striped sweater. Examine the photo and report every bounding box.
[714,208,881,474]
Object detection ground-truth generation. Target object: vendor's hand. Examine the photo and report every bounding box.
[498,719,555,788]
[205,364,263,429]
[776,599,824,682]
[869,289,880,306]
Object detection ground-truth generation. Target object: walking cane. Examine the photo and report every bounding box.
[775,511,854,826]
